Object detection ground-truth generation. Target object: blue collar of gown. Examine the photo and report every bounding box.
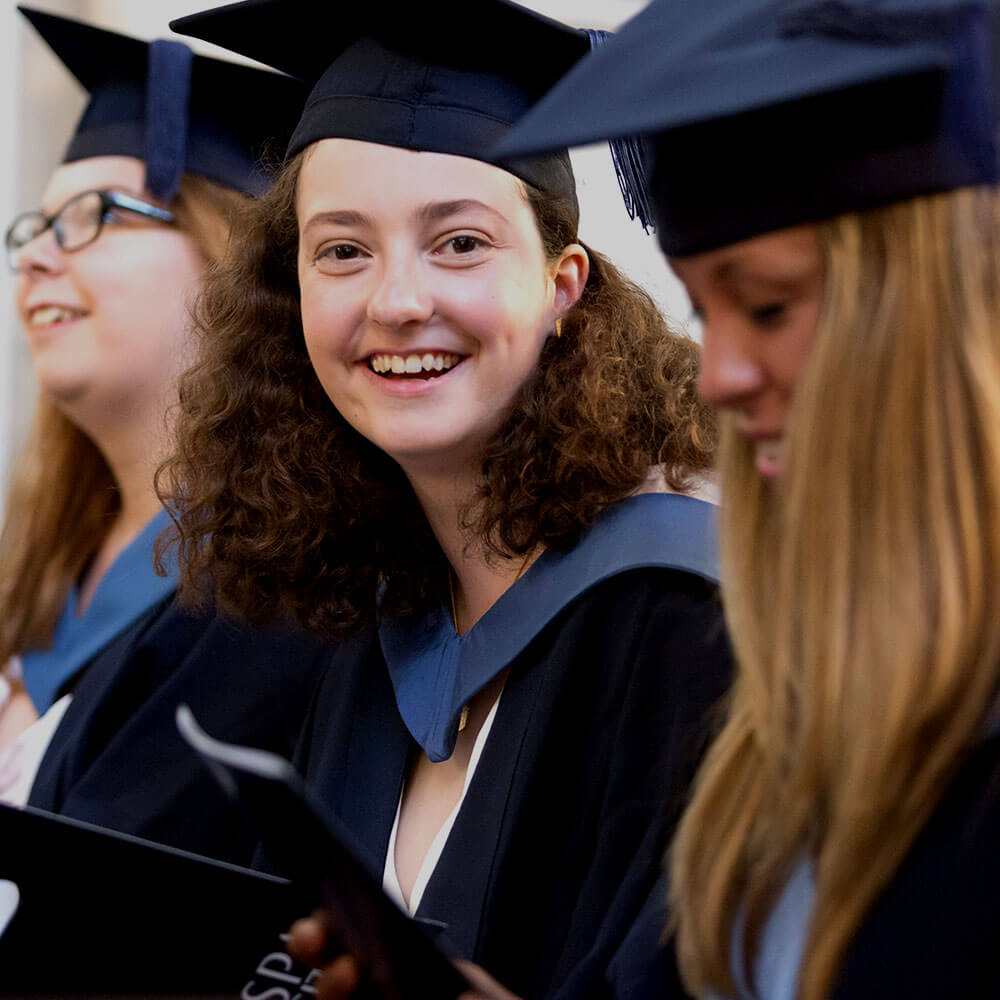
[379,492,719,763]
[22,509,178,712]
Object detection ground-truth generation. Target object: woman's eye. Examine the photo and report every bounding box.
[329,244,360,260]
[750,302,786,326]
[436,234,488,258]
[314,243,365,268]
[449,236,480,253]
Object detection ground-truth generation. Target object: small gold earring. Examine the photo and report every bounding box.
[554,318,563,338]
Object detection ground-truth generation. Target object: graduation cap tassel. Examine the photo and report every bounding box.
[144,40,193,203]
[586,29,654,232]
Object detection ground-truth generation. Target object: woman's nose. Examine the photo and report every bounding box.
[12,227,65,280]
[697,321,767,410]
[366,255,433,330]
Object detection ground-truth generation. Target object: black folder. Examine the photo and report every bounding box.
[175,704,470,1000]
[0,802,300,997]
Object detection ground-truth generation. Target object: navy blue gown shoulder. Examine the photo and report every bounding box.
[28,596,334,865]
[291,495,732,1000]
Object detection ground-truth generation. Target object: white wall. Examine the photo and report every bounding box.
[518,0,692,329]
[2,0,689,509]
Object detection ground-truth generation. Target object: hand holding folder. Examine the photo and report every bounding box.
[283,920,521,1000]
[176,705,473,1000]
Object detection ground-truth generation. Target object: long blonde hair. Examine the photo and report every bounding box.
[0,172,242,664]
[670,186,1000,1000]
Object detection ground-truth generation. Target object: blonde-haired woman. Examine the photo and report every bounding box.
[498,0,1000,997]
[0,9,330,864]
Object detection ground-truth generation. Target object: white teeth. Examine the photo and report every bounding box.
[30,306,80,327]
[369,352,463,376]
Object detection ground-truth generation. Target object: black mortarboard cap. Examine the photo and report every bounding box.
[19,6,308,200]
[169,0,598,220]
[496,0,999,255]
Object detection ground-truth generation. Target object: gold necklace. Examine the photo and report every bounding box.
[448,549,537,732]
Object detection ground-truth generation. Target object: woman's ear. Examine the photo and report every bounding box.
[551,243,590,318]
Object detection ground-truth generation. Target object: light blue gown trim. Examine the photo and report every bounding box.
[713,715,1000,1000]
[710,858,816,1000]
[22,509,178,712]
[379,492,719,763]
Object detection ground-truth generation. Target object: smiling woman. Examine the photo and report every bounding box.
[296,139,590,486]
[0,8,333,865]
[162,0,731,995]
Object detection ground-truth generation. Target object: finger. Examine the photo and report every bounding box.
[455,960,522,1000]
[286,915,329,966]
[314,953,363,1000]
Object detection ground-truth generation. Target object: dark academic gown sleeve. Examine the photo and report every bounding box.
[827,729,1000,999]
[293,568,732,1000]
[599,873,685,1000]
[27,594,334,866]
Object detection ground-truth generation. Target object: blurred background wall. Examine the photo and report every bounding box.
[1,0,689,513]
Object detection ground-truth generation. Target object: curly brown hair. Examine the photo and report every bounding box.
[159,153,716,637]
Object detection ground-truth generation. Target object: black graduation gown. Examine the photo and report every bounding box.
[28,594,334,865]
[828,727,1000,998]
[610,733,1000,1000]
[292,495,733,1000]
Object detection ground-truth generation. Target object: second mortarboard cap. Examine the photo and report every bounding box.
[19,6,308,201]
[496,0,999,255]
[169,0,593,216]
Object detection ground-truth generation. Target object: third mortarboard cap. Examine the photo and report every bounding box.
[169,0,592,213]
[19,6,307,200]
[496,0,999,255]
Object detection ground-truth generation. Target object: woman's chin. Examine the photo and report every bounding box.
[374,431,489,480]
[754,438,785,480]
[34,370,92,410]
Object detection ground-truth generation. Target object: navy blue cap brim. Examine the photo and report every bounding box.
[495,1,950,158]
[495,0,998,255]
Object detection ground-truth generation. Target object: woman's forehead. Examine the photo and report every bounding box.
[297,138,527,220]
[42,156,146,211]
[671,226,822,281]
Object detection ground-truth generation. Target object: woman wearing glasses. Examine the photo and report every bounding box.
[0,9,329,864]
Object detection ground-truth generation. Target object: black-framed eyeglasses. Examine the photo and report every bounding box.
[4,189,176,273]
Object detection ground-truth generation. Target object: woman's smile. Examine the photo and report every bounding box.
[367,351,466,378]
[359,351,470,399]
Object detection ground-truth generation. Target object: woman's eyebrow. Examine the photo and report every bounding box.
[43,184,146,214]
[717,258,820,291]
[414,199,508,226]
[301,209,374,235]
